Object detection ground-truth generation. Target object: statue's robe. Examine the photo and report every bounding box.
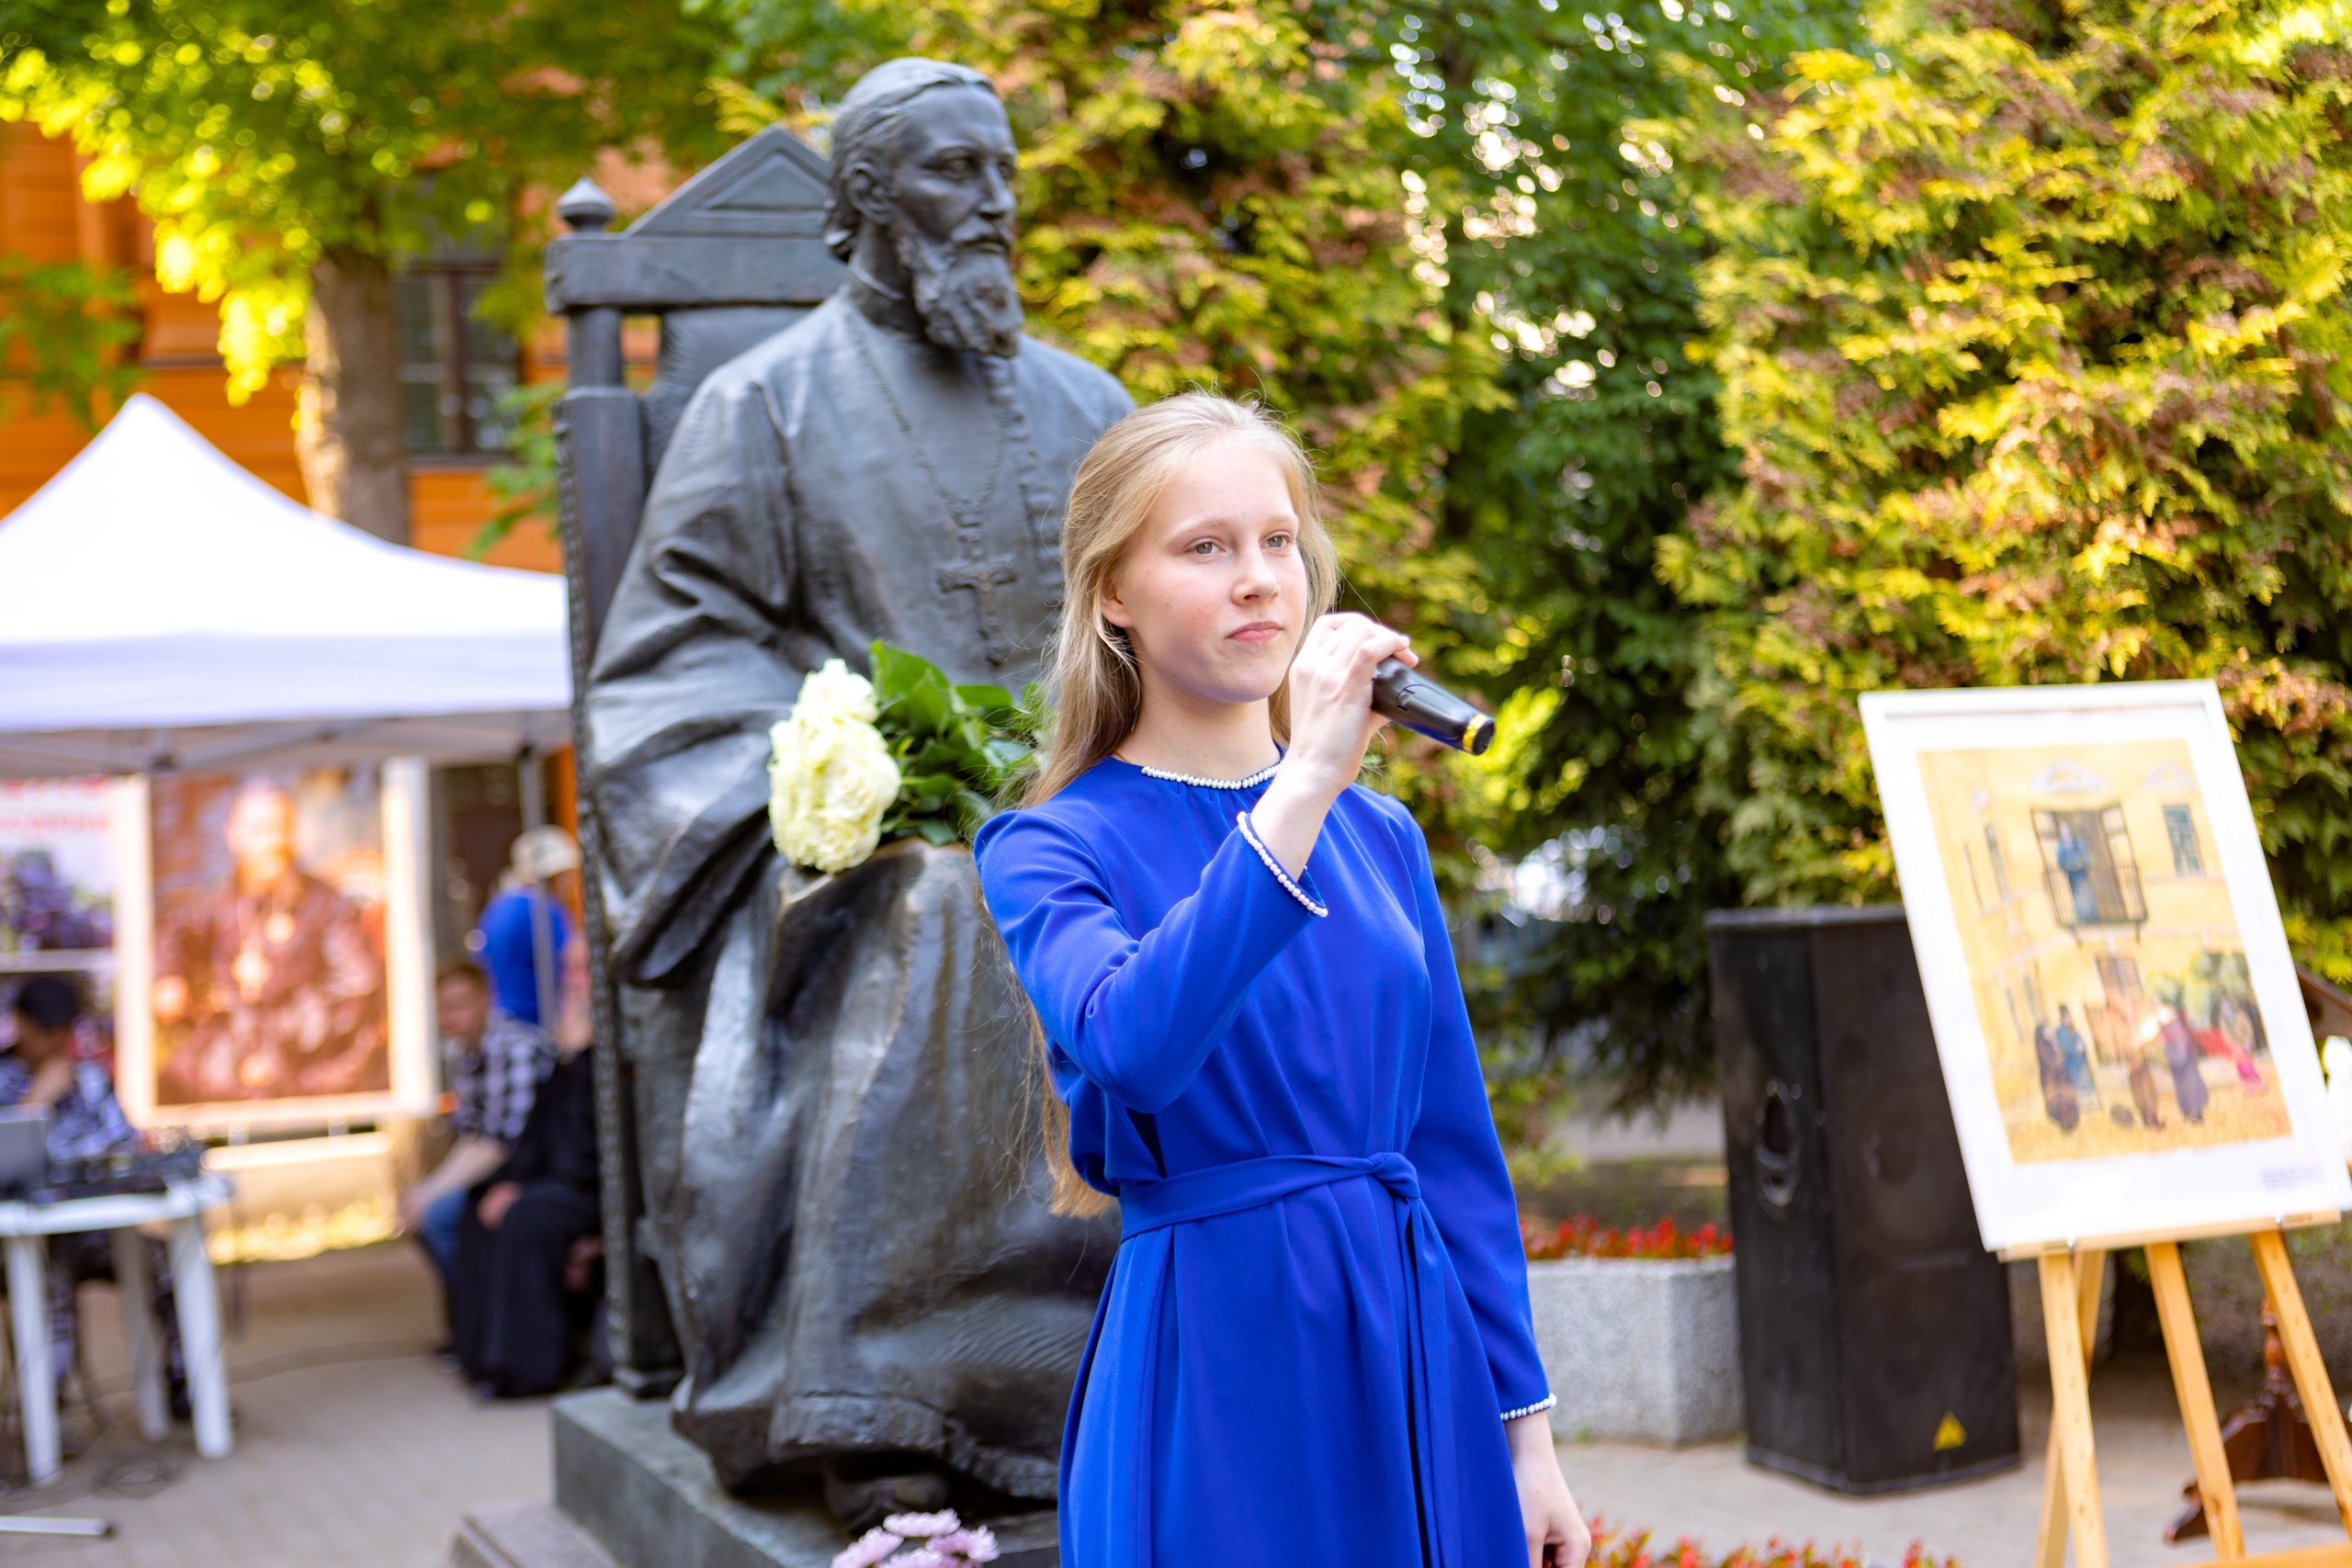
[584,293,1131,1495]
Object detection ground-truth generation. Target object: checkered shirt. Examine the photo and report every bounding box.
[0,1056,136,1159]
[448,1010,557,1145]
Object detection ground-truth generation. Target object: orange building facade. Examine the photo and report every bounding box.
[1,119,618,950]
[0,122,564,572]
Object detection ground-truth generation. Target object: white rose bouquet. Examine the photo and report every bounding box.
[767,660,901,874]
[768,640,1041,875]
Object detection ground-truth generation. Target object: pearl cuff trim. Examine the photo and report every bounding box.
[1235,811,1328,918]
[1500,1394,1557,1421]
[1137,760,1281,789]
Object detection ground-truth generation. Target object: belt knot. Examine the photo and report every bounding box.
[1115,1152,1423,1237]
[1364,1150,1421,1204]
[1108,1147,1464,1563]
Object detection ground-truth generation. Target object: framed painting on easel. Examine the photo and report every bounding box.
[1864,681,2352,1567]
[1862,681,2351,1254]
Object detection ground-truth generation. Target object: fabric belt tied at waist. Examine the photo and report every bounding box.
[1116,1152,1462,1565]
[1117,1151,1421,1234]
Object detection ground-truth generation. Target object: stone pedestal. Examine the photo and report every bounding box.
[449,1501,619,1568]
[520,1391,1058,1568]
[448,1393,1060,1568]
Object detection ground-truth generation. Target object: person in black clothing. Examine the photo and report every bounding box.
[449,945,602,1397]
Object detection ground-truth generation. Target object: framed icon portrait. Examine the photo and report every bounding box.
[115,759,435,1131]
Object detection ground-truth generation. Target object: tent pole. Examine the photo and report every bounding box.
[517,745,558,1031]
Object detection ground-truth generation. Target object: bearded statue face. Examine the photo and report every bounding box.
[860,86,1026,357]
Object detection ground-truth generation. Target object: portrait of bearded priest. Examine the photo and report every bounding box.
[582,57,1133,1517]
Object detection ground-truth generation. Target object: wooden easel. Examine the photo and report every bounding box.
[2030,1223,2352,1567]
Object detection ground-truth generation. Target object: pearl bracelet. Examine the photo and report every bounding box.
[1235,810,1329,918]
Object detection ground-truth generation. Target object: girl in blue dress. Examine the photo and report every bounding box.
[974,393,1589,1567]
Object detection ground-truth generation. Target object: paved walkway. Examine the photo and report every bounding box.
[0,1242,2344,1567]
[1566,1361,2346,1565]
[0,1243,549,1568]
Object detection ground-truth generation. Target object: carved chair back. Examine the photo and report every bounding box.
[541,125,842,1392]
[546,126,842,652]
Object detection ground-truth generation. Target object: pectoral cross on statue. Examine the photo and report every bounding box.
[938,560,1018,666]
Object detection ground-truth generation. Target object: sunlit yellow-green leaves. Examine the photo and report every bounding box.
[0,0,731,400]
[1678,0,2352,977]
[692,0,1849,1106]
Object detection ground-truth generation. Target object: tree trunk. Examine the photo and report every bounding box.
[296,246,410,544]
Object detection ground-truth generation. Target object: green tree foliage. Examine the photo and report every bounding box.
[1407,0,1851,1106]
[702,0,1840,1107]
[1670,0,2352,977]
[0,0,729,398]
[0,256,141,425]
[471,380,562,558]
[703,0,1501,649]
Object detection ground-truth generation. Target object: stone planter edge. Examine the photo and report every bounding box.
[1525,1253,1741,1448]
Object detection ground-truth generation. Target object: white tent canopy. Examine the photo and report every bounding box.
[0,394,571,779]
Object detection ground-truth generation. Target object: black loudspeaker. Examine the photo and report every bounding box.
[1707,905,2021,1494]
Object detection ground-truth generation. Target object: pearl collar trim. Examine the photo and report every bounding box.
[1133,759,1281,790]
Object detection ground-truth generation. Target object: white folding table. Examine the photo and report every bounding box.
[0,1173,234,1484]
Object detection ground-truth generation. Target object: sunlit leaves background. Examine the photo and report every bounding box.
[11,0,2352,1155]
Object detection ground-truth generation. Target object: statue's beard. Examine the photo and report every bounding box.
[897,228,1024,358]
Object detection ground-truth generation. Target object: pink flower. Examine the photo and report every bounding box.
[881,1551,954,1568]
[830,1528,904,1568]
[932,1528,1000,1562]
[882,1511,961,1539]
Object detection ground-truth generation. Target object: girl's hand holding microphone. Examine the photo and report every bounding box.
[1252,613,1414,876]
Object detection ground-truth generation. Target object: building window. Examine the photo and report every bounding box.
[394,264,517,457]
[2033,804,2147,929]
[2164,803,2204,876]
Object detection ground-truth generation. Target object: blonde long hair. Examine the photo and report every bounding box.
[1020,392,1340,1215]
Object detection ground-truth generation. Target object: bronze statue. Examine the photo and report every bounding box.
[582,57,1131,1517]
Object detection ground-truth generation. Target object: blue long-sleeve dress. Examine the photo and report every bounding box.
[973,756,1554,1568]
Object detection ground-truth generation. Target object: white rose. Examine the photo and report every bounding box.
[793,658,879,726]
[769,710,901,874]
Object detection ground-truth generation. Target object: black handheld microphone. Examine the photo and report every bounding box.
[1371,659,1494,755]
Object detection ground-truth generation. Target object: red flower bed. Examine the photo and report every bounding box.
[1588,1519,1955,1568]
[1521,1213,1732,1261]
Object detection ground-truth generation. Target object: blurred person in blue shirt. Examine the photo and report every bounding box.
[470,828,578,1028]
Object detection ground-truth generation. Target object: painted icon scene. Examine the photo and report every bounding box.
[1920,740,2294,1166]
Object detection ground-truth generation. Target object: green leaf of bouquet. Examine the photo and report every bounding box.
[870,640,953,732]
[906,741,967,774]
[951,713,993,756]
[899,771,965,800]
[912,819,960,846]
[952,788,997,834]
[955,682,1016,720]
[867,640,927,704]
[1012,682,1052,745]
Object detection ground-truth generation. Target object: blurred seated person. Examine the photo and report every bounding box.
[470,828,578,1028]
[3,976,182,1406]
[401,961,553,1291]
[451,940,602,1397]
